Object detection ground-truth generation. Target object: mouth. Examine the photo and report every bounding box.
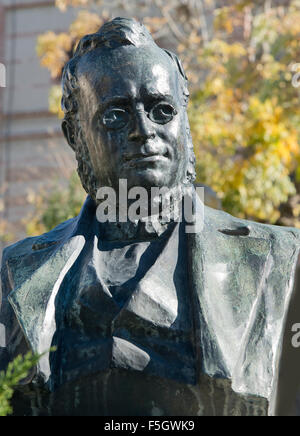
[123,151,169,167]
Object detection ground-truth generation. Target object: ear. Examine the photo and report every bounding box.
[62,119,76,151]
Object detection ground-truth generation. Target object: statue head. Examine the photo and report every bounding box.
[61,17,196,201]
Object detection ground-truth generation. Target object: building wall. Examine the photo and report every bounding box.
[0,0,78,254]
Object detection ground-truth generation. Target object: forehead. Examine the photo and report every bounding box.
[76,45,181,105]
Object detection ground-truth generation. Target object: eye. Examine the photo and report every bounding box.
[102,108,129,130]
[148,102,177,124]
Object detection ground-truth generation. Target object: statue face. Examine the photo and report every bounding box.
[76,45,189,193]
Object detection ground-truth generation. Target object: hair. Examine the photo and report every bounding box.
[61,17,196,199]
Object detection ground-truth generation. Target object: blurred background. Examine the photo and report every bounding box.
[1,0,300,255]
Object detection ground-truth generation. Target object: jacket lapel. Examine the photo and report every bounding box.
[188,202,272,386]
[7,197,96,381]
[8,236,86,380]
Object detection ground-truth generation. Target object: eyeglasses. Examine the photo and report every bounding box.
[101,102,178,130]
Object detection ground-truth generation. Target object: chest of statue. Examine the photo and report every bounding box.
[48,222,196,391]
[25,221,266,417]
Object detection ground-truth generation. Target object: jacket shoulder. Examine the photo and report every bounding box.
[2,217,77,265]
[2,195,94,266]
[1,216,78,299]
[203,205,300,246]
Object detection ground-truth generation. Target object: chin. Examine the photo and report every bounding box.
[128,168,174,190]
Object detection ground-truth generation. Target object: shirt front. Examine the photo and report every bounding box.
[49,219,197,391]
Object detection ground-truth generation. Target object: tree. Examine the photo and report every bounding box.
[190,0,300,224]
[26,171,85,236]
[0,352,43,416]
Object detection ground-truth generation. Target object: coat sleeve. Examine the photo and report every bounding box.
[0,247,29,372]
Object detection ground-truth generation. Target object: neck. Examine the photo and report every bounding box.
[96,182,193,242]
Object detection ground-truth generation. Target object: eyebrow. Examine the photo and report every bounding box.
[100,96,131,110]
[141,89,175,103]
[100,92,176,110]
[152,94,176,105]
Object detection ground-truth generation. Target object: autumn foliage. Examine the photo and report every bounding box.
[34,0,300,230]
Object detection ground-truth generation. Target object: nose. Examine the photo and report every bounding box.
[128,110,155,143]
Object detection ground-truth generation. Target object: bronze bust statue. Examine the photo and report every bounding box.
[1,17,300,416]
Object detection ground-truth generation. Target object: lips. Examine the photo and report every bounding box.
[123,151,169,167]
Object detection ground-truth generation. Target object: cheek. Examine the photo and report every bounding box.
[168,119,180,139]
[96,129,128,162]
[106,130,128,153]
[157,120,178,144]
[159,116,186,156]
